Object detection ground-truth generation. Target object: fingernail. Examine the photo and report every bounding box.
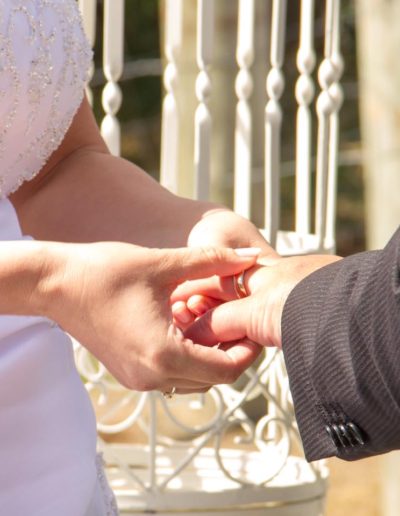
[234,247,261,257]
[174,308,193,324]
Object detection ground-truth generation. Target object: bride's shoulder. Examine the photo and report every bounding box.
[0,0,92,198]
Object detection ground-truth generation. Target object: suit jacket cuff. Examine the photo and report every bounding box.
[281,232,400,462]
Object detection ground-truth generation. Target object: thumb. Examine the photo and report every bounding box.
[184,297,251,346]
[164,246,260,283]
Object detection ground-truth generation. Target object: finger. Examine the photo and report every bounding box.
[222,339,263,365]
[171,275,236,303]
[171,300,197,329]
[165,323,259,385]
[170,334,261,385]
[187,295,221,316]
[184,298,251,347]
[172,297,218,331]
[163,246,260,283]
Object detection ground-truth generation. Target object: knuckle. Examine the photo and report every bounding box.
[199,246,225,265]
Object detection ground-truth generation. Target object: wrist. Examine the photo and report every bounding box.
[0,240,66,318]
[32,241,70,321]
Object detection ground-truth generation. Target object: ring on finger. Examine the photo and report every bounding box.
[232,270,249,299]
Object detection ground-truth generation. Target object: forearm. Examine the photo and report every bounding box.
[0,240,58,317]
[10,98,273,252]
[8,98,217,247]
[11,148,219,247]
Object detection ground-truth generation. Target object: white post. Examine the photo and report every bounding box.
[234,0,255,219]
[315,0,343,250]
[295,0,315,235]
[101,0,125,156]
[79,0,97,106]
[264,0,287,247]
[325,1,343,250]
[194,0,214,201]
[160,0,183,194]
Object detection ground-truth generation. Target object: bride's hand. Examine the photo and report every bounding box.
[42,242,261,392]
[172,254,342,349]
[171,208,279,326]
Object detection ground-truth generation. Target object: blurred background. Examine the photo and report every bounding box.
[89,1,400,514]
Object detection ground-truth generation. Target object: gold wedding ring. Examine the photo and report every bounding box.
[232,270,249,299]
[163,386,176,399]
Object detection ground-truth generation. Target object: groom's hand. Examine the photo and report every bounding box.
[173,254,342,350]
[172,209,280,328]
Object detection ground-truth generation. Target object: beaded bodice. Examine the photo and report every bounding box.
[0,0,91,197]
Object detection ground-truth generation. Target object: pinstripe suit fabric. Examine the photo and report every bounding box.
[282,227,400,461]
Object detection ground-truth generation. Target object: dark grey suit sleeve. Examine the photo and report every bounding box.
[281,226,400,462]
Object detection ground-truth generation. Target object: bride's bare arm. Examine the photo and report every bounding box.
[6,97,269,391]
[10,98,274,253]
[10,99,208,246]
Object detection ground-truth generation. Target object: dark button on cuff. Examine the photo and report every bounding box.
[325,421,365,450]
[347,421,365,446]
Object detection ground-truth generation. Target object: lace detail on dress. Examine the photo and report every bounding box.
[96,453,119,516]
[0,0,92,197]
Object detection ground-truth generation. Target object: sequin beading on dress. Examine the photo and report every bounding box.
[0,0,92,197]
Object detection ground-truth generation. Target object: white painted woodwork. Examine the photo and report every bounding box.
[234,0,255,219]
[160,0,183,194]
[295,0,315,234]
[315,0,343,249]
[325,1,343,250]
[194,0,214,200]
[264,0,287,247]
[101,0,125,156]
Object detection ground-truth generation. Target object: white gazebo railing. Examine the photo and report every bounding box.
[78,1,343,514]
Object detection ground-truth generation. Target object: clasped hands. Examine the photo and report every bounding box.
[170,241,340,396]
[172,252,342,353]
[45,210,340,396]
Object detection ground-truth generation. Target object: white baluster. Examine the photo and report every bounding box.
[194,0,214,201]
[325,0,344,250]
[295,0,315,235]
[149,393,157,493]
[315,0,343,249]
[266,348,278,441]
[264,0,287,247]
[160,0,183,194]
[234,0,255,218]
[101,0,125,156]
[79,0,97,106]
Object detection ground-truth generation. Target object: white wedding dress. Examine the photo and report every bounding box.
[0,1,118,515]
